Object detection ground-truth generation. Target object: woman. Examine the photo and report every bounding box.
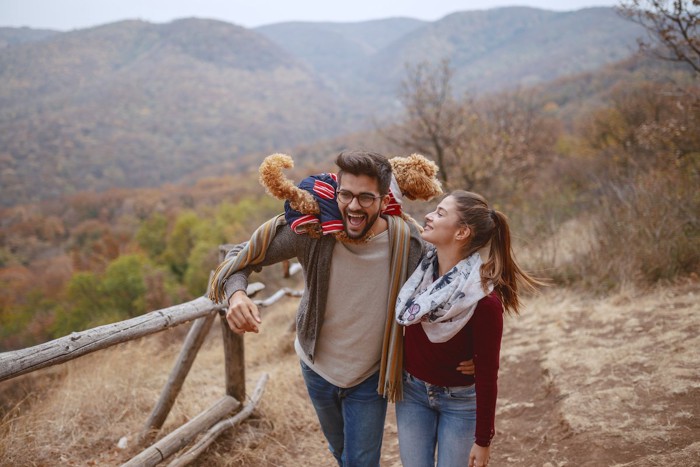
[395,190,542,467]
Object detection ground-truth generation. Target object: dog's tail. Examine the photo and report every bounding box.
[258,153,319,214]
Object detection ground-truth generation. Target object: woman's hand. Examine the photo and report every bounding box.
[468,443,490,467]
[456,359,475,375]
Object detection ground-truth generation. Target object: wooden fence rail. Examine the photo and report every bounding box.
[0,252,303,466]
[0,296,218,383]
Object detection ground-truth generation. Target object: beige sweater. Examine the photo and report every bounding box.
[296,231,391,387]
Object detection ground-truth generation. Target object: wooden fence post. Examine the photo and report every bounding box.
[141,311,217,439]
[218,245,246,403]
[220,311,245,403]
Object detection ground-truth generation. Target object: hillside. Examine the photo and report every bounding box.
[0,7,648,207]
[255,17,426,75]
[0,18,345,207]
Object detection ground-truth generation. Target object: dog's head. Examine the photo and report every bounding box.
[389,154,443,201]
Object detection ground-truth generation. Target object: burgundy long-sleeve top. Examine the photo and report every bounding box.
[403,292,503,447]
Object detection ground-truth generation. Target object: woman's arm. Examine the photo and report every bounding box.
[472,294,504,448]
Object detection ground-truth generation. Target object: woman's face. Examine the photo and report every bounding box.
[421,195,466,247]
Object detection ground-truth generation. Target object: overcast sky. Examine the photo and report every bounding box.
[1,0,621,31]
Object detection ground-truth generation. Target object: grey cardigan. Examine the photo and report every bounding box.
[224,218,424,362]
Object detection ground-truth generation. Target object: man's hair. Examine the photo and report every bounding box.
[335,150,392,195]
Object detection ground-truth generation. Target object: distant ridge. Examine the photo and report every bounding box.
[0,27,59,48]
[259,7,644,95]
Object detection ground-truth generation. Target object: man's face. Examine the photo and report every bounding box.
[337,173,387,239]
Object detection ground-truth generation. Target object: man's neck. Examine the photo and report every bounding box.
[369,216,389,237]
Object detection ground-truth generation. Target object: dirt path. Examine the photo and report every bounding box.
[485,282,700,467]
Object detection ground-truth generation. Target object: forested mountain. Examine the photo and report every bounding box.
[0,18,344,206]
[0,7,645,207]
[256,17,426,68]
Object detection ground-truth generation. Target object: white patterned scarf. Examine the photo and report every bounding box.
[395,246,493,343]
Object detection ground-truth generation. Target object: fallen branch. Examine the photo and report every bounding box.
[123,395,240,467]
[167,373,270,467]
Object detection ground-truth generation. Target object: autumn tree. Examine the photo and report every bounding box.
[51,272,104,337]
[385,59,559,199]
[102,254,148,318]
[575,80,700,286]
[135,211,168,260]
[581,80,700,172]
[619,0,700,73]
[454,90,560,201]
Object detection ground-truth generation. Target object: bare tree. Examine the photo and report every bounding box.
[383,59,559,198]
[618,0,700,73]
[455,90,560,200]
[382,59,470,185]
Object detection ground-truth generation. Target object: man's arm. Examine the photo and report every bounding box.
[222,223,301,334]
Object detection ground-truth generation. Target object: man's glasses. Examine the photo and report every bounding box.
[336,190,383,208]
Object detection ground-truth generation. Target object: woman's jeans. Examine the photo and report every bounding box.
[396,371,477,467]
[300,361,387,467]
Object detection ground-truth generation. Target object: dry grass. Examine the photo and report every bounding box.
[0,295,332,467]
[2,277,699,466]
[537,284,699,443]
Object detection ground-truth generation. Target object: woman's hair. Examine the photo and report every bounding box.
[336,150,393,195]
[450,190,544,314]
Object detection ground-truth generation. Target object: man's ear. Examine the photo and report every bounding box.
[380,194,390,211]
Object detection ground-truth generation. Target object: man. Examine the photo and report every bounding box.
[214,150,423,466]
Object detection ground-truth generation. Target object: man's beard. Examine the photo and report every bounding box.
[342,209,381,240]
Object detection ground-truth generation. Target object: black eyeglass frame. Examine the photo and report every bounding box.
[336,189,384,208]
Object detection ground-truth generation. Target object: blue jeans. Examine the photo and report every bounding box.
[300,361,387,466]
[395,371,477,467]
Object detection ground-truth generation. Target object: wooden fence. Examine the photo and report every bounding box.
[0,248,303,466]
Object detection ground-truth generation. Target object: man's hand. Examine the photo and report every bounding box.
[226,290,261,334]
[457,359,475,375]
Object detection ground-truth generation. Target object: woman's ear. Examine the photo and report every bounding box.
[455,226,470,242]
